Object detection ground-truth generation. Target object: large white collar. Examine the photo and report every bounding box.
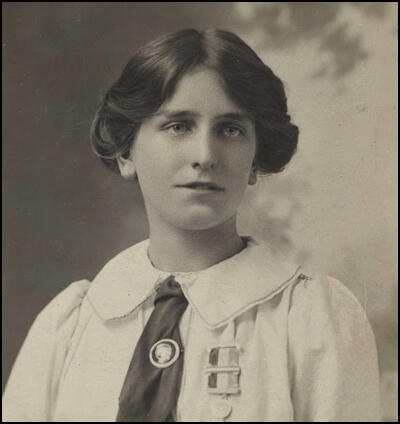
[87,236,301,329]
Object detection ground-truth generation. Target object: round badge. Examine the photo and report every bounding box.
[211,398,232,419]
[149,339,180,368]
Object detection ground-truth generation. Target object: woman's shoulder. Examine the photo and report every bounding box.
[285,272,377,353]
[288,273,370,321]
[3,279,92,422]
[33,279,91,333]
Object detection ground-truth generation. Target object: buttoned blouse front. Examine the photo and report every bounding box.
[2,237,381,422]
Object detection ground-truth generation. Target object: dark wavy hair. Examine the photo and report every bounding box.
[90,29,298,176]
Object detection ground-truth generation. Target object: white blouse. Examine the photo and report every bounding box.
[2,236,381,422]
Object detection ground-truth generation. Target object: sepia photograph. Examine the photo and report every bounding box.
[2,2,398,422]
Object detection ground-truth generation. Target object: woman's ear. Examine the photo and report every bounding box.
[116,150,137,180]
[248,167,257,185]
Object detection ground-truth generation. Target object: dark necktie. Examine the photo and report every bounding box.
[116,275,188,422]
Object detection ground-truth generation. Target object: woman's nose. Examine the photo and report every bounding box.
[190,130,218,170]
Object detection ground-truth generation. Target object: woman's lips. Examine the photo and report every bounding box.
[175,183,224,191]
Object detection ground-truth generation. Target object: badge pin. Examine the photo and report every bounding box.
[149,339,180,368]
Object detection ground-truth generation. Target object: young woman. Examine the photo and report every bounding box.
[3,29,381,422]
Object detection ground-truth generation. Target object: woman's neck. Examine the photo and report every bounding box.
[147,215,245,272]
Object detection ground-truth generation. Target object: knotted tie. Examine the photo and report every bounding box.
[117,276,188,422]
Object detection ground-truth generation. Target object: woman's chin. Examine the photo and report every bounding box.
[167,210,232,231]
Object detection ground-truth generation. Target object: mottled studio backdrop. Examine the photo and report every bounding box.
[2,2,398,421]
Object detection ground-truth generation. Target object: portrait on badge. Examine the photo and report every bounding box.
[3,21,383,424]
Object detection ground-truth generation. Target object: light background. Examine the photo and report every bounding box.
[2,3,398,421]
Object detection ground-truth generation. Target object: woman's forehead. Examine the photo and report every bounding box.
[156,68,251,120]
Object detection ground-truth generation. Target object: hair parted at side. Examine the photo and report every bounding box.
[90,28,299,176]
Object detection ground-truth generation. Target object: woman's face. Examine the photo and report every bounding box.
[124,68,257,231]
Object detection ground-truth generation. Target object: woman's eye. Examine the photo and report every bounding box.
[165,123,190,135]
[222,126,243,137]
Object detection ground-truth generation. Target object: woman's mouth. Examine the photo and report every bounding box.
[175,182,224,192]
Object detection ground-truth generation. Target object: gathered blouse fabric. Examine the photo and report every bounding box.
[2,237,381,422]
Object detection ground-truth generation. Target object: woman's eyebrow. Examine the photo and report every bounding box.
[154,110,252,123]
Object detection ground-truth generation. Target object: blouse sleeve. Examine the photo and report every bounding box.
[287,275,381,422]
[2,279,91,422]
